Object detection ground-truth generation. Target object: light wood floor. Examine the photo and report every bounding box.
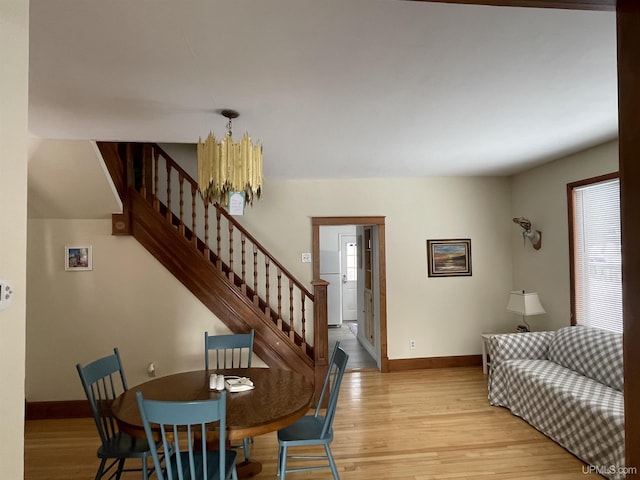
[24,367,604,479]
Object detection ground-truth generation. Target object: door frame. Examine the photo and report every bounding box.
[312,216,389,372]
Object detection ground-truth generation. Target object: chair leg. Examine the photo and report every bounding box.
[142,454,149,480]
[325,444,339,480]
[276,445,281,476]
[115,458,126,480]
[94,458,108,480]
[278,445,288,480]
[243,438,251,461]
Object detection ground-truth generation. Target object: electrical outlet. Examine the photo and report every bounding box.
[301,253,312,263]
[0,279,13,311]
[410,339,416,350]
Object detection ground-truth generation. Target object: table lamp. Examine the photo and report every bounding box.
[507,290,546,332]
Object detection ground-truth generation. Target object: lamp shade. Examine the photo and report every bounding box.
[506,291,546,316]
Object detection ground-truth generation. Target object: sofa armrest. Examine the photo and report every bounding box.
[488,331,555,365]
[487,331,555,407]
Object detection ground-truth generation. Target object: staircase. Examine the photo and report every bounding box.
[96,142,330,393]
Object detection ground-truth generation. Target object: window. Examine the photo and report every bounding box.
[345,241,358,282]
[568,173,622,333]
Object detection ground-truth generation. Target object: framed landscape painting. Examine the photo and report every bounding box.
[426,239,472,277]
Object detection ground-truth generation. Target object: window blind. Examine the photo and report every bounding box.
[573,178,622,333]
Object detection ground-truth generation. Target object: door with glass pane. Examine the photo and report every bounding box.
[340,235,358,321]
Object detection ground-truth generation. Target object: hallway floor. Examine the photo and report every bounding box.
[328,321,377,370]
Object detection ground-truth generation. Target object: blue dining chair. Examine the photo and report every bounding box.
[204,330,255,461]
[204,330,254,370]
[277,344,349,480]
[76,348,156,480]
[136,391,239,480]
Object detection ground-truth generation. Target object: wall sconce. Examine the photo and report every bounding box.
[513,217,541,250]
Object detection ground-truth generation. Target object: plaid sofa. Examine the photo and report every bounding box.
[488,326,625,480]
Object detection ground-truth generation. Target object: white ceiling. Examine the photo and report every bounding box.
[28,0,618,179]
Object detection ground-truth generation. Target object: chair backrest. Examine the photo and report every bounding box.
[136,391,229,480]
[205,330,254,370]
[76,348,128,445]
[314,341,340,417]
[315,344,349,439]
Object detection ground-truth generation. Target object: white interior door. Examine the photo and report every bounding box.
[340,235,358,322]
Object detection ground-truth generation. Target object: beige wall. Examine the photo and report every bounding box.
[28,138,121,219]
[0,0,28,477]
[509,140,619,332]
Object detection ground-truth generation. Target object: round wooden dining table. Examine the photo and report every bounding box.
[111,367,314,478]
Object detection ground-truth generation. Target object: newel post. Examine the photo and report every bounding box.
[312,278,329,404]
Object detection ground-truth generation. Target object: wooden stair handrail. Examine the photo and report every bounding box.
[215,205,314,301]
[148,144,314,301]
[145,144,314,302]
[151,143,193,187]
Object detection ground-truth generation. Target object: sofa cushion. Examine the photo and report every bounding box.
[547,326,624,391]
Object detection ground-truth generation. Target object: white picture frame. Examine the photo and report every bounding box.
[65,246,93,271]
[228,191,246,216]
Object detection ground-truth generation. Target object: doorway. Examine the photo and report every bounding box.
[312,216,388,372]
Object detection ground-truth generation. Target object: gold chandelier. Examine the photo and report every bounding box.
[197,109,263,206]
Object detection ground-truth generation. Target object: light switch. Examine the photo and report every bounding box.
[301,253,312,263]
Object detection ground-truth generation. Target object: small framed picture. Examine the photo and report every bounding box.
[65,246,93,271]
[426,239,472,277]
